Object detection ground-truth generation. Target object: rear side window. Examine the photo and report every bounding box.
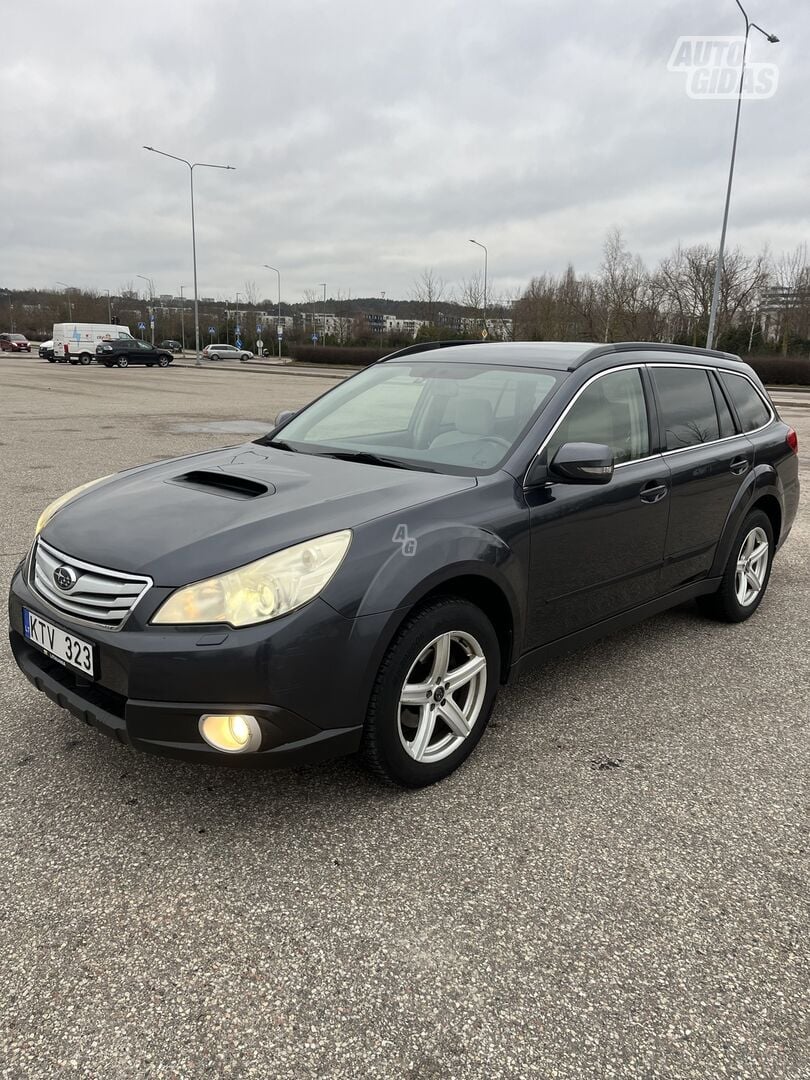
[652,367,719,450]
[720,372,771,432]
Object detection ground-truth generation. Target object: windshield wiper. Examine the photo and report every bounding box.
[317,450,431,472]
[265,439,298,452]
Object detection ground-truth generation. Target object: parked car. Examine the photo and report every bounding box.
[202,343,253,362]
[9,342,799,787]
[39,340,55,361]
[96,338,174,368]
[0,333,31,352]
[159,340,183,354]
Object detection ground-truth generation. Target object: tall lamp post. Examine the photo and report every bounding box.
[705,3,779,350]
[143,146,235,366]
[469,239,488,336]
[56,282,73,321]
[234,292,242,347]
[179,285,186,352]
[263,265,282,359]
[103,289,112,323]
[318,283,327,345]
[137,274,155,342]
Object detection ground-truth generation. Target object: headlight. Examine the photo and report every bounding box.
[35,475,113,535]
[152,529,352,627]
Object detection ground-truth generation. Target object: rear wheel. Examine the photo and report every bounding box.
[117,357,129,368]
[79,353,92,365]
[361,597,500,787]
[47,357,56,363]
[209,352,220,361]
[698,510,774,622]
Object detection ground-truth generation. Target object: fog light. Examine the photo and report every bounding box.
[199,713,262,754]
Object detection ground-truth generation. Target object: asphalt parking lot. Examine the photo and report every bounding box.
[0,355,807,1079]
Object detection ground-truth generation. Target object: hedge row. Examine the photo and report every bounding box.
[286,343,809,385]
[288,345,389,366]
[746,353,809,386]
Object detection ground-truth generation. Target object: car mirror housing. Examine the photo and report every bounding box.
[274,409,298,428]
[549,442,614,485]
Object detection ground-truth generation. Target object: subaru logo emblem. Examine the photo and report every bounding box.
[53,565,78,592]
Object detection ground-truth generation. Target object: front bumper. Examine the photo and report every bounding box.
[8,562,390,767]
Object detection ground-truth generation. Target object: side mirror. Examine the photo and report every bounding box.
[550,442,614,484]
[274,409,298,428]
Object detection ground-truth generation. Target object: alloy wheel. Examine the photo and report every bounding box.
[735,526,769,607]
[398,630,487,763]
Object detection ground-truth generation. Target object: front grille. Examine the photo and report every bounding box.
[30,538,153,630]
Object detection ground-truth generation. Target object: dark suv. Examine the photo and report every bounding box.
[9,342,799,787]
[96,338,174,368]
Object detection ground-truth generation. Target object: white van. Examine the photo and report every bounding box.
[52,323,133,365]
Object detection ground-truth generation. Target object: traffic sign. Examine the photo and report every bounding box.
[277,325,284,338]
[208,326,215,335]
[256,339,263,350]
[150,316,155,327]
[311,333,318,344]
[236,337,243,349]
[256,325,261,334]
[235,325,241,335]
[137,322,146,330]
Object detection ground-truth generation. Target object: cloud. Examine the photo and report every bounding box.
[2,0,807,303]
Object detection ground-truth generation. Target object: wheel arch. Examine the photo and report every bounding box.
[710,467,784,576]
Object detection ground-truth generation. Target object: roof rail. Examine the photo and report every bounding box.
[379,340,484,362]
[571,341,739,369]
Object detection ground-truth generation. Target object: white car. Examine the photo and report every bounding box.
[202,343,253,362]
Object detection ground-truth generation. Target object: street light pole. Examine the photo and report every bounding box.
[469,239,488,337]
[263,265,282,359]
[234,292,242,347]
[318,283,327,345]
[137,274,155,343]
[179,285,186,352]
[104,289,112,323]
[56,282,73,321]
[143,146,235,366]
[705,3,779,350]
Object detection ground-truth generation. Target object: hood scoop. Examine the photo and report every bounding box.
[168,470,274,499]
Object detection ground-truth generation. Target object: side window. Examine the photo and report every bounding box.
[720,372,771,432]
[652,367,719,450]
[137,340,152,350]
[546,369,650,466]
[711,374,737,438]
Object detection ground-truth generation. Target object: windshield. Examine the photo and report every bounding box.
[262,360,561,474]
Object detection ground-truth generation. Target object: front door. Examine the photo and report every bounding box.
[525,367,669,648]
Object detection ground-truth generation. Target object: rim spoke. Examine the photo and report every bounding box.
[429,634,451,681]
[749,541,769,564]
[409,707,436,761]
[401,681,431,706]
[742,532,756,559]
[445,654,486,693]
[438,697,471,738]
[746,568,762,592]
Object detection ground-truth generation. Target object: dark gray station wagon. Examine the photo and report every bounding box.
[9,342,799,786]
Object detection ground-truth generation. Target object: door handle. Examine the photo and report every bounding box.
[640,481,669,504]
[729,457,750,475]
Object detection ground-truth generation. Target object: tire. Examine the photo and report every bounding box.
[117,357,128,368]
[361,597,500,787]
[47,357,56,363]
[158,355,169,367]
[146,363,154,367]
[697,509,774,623]
[240,353,250,362]
[79,353,92,366]
[209,353,220,361]
[104,362,113,368]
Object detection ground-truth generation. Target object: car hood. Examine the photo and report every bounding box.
[42,443,476,585]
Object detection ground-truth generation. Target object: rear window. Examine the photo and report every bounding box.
[652,367,720,450]
[720,372,771,432]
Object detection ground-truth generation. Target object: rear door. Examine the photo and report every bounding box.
[650,363,753,592]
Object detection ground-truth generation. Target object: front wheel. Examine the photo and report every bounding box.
[361,597,500,787]
[158,355,169,367]
[117,357,129,368]
[698,510,774,623]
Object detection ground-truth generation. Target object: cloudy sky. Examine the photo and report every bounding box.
[3,0,808,305]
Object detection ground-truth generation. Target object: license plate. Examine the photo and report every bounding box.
[23,608,96,677]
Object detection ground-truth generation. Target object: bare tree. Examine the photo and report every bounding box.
[772,244,810,355]
[411,267,447,325]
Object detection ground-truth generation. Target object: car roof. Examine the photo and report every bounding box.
[382,340,741,372]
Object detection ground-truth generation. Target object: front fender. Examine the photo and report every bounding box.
[710,463,784,577]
